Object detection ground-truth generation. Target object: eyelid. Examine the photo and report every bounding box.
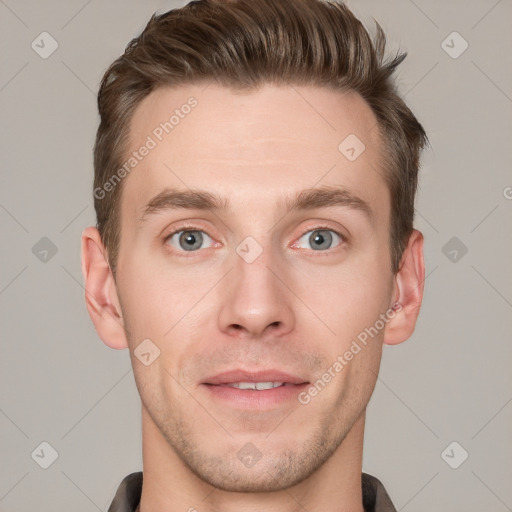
[162,219,215,238]
[164,223,218,246]
[290,226,346,251]
[164,223,207,238]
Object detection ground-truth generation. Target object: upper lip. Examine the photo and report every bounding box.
[203,369,308,385]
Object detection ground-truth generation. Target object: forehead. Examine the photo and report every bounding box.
[122,82,388,224]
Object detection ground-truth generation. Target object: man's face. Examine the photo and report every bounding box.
[115,83,396,491]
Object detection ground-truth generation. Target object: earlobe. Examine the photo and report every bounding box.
[383,229,425,346]
[81,227,128,350]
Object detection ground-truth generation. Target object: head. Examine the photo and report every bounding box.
[83,0,427,493]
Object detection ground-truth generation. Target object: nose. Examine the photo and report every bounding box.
[217,244,296,340]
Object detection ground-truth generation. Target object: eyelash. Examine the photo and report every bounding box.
[163,223,346,257]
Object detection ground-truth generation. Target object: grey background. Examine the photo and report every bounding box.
[1,0,511,510]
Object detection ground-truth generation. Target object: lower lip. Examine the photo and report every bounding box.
[202,383,309,409]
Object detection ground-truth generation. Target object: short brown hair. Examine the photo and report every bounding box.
[94,0,428,276]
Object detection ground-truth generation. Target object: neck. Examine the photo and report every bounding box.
[138,405,366,512]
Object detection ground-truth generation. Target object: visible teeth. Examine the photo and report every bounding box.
[227,382,284,390]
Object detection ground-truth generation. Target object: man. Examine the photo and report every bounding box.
[81,0,427,510]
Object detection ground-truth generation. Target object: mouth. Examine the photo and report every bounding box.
[202,369,309,409]
[214,381,288,390]
[204,369,308,386]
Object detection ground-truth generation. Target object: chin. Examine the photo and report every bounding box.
[188,459,313,493]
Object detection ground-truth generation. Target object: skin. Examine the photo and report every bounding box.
[82,83,424,512]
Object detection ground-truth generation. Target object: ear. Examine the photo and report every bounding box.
[81,227,128,350]
[383,229,425,346]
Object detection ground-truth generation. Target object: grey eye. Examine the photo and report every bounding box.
[296,229,342,251]
[167,230,213,251]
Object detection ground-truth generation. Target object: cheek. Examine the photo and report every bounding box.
[116,260,176,341]
[292,257,391,338]
[117,254,217,362]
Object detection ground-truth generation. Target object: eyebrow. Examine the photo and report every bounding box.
[139,185,374,224]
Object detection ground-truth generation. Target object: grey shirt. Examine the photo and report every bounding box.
[108,471,397,512]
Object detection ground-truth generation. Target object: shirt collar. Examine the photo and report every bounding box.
[108,471,397,512]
